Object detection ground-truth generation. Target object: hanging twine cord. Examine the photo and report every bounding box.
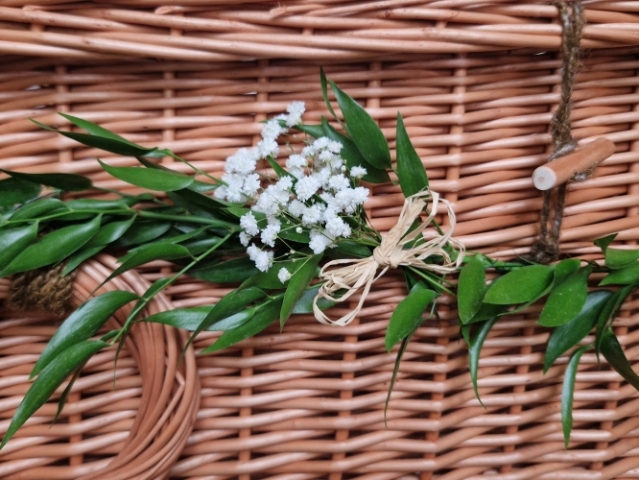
[7,262,77,315]
[529,0,585,264]
[313,190,465,326]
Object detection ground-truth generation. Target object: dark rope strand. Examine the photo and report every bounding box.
[528,0,584,263]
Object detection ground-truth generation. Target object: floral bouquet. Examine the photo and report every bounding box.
[1,71,639,450]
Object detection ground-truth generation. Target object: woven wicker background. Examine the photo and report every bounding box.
[2,1,639,479]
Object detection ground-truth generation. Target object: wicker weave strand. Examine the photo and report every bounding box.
[529,0,585,264]
[313,190,464,326]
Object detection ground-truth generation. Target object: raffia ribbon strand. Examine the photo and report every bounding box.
[313,190,464,326]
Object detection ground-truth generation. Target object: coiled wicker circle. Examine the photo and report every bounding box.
[0,255,200,480]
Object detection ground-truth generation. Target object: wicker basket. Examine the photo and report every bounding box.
[2,1,639,478]
[0,256,200,480]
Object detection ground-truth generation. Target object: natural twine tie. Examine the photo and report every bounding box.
[8,261,77,315]
[313,190,464,326]
[529,0,585,263]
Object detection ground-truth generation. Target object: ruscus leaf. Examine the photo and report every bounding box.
[0,177,41,207]
[457,255,486,324]
[98,159,194,192]
[561,345,591,448]
[605,248,639,270]
[280,255,322,328]
[0,168,92,192]
[600,262,639,285]
[1,215,101,277]
[0,223,38,272]
[395,112,429,197]
[468,317,498,405]
[483,265,554,305]
[538,266,591,327]
[385,283,437,351]
[31,291,138,377]
[544,290,612,372]
[328,80,392,170]
[600,329,639,390]
[10,198,69,221]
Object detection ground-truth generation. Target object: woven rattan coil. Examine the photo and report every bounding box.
[0,256,200,480]
[2,0,639,478]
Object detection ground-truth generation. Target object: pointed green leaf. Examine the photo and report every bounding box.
[600,329,639,390]
[328,80,391,170]
[321,118,390,184]
[114,220,172,247]
[594,233,617,254]
[266,156,292,179]
[65,198,129,211]
[104,242,192,284]
[144,306,254,332]
[552,258,581,287]
[85,216,135,248]
[98,159,193,192]
[241,258,311,289]
[605,248,639,270]
[202,297,282,353]
[595,285,635,358]
[62,245,106,276]
[290,122,326,139]
[483,265,554,305]
[1,340,108,450]
[465,302,508,324]
[457,255,486,324]
[562,345,591,448]
[385,283,437,351]
[395,112,428,197]
[469,317,498,404]
[0,177,41,207]
[57,113,132,143]
[544,290,612,372]
[31,291,138,377]
[600,262,639,285]
[538,266,591,327]
[280,255,322,328]
[10,198,69,221]
[385,332,416,424]
[1,215,101,277]
[31,118,157,157]
[0,223,38,272]
[188,257,258,284]
[0,168,91,192]
[332,240,373,259]
[319,67,340,122]
[290,284,335,314]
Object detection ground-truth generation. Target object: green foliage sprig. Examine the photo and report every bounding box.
[0,71,638,450]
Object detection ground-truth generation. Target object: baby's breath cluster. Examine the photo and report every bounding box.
[215,102,370,274]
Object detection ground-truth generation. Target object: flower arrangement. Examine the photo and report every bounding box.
[1,71,638,451]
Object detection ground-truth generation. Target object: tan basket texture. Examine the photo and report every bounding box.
[0,256,200,480]
[2,1,639,478]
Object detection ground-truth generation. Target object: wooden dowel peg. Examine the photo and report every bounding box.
[532,137,615,191]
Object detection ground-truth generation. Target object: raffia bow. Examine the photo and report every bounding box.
[313,190,464,326]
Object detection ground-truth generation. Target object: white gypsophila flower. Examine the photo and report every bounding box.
[257,137,279,158]
[327,140,342,154]
[286,153,307,170]
[253,193,279,217]
[260,223,281,247]
[221,173,246,203]
[239,232,251,247]
[313,137,330,150]
[213,185,228,200]
[240,212,260,236]
[288,167,304,179]
[334,186,369,213]
[241,173,261,198]
[324,209,352,238]
[350,165,367,178]
[285,101,305,127]
[278,267,292,283]
[295,175,321,202]
[225,147,258,175]
[262,119,285,142]
[302,203,325,226]
[301,144,316,158]
[309,229,333,254]
[295,226,303,234]
[288,199,305,217]
[312,168,332,189]
[275,176,293,192]
[328,173,350,192]
[247,244,273,272]
[318,149,334,164]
